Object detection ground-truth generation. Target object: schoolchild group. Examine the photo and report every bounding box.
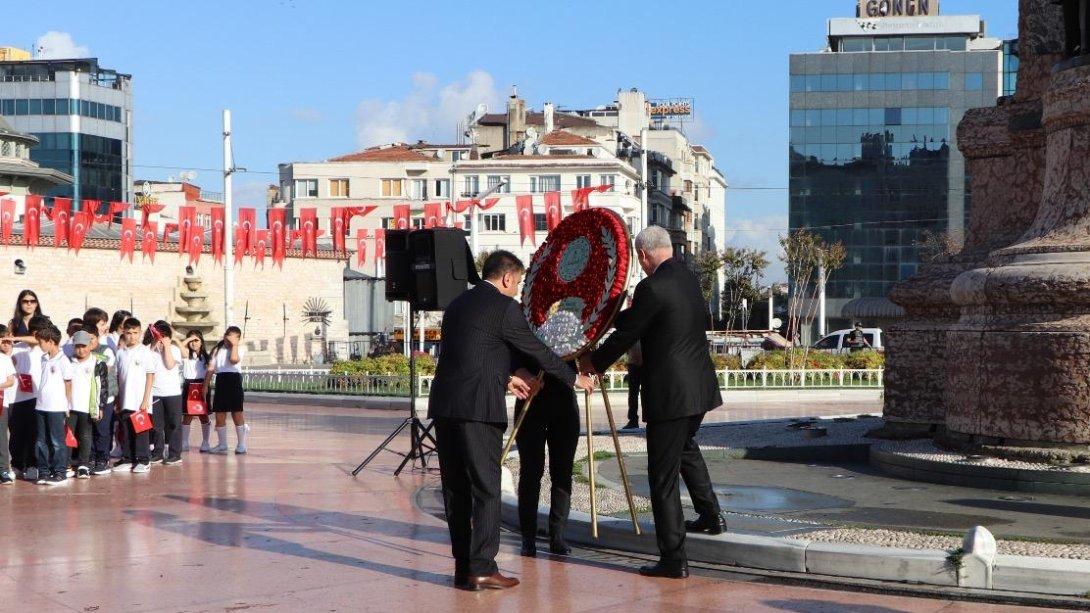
[0,289,250,486]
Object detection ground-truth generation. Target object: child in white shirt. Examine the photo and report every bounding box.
[115,318,154,473]
[33,325,73,485]
[68,330,99,478]
[0,325,18,484]
[9,315,48,481]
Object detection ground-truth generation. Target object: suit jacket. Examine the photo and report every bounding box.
[428,282,577,424]
[591,258,722,422]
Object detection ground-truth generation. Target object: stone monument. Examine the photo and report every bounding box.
[171,270,219,339]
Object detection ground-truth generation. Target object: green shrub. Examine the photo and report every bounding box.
[329,353,436,376]
[844,350,885,369]
[710,354,743,370]
[745,350,849,370]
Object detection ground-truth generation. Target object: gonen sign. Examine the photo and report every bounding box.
[857,0,938,18]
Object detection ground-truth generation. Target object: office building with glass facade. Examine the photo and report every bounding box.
[0,56,132,209]
[789,12,1005,333]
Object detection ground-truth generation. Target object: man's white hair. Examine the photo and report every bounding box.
[634,225,672,252]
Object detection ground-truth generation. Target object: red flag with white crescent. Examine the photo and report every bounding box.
[178,205,196,255]
[268,208,286,268]
[393,204,410,230]
[163,223,179,242]
[356,229,368,267]
[120,217,137,261]
[476,197,500,211]
[0,198,14,244]
[515,195,535,246]
[234,227,246,265]
[424,202,442,228]
[188,225,204,265]
[374,228,385,261]
[331,207,346,254]
[81,200,101,226]
[253,229,269,267]
[99,201,128,226]
[238,208,256,254]
[140,203,165,228]
[300,208,318,257]
[544,191,562,231]
[211,206,225,263]
[47,197,72,246]
[571,184,611,212]
[69,210,91,254]
[447,199,474,214]
[141,222,158,262]
[24,195,41,247]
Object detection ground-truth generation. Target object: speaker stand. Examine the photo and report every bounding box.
[353,305,437,477]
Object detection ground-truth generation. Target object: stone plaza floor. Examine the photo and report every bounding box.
[0,401,1065,612]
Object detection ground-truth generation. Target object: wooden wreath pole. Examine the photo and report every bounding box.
[584,387,598,538]
[500,372,544,465]
[599,382,642,535]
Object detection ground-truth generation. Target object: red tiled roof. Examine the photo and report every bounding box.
[691,145,711,155]
[329,145,435,163]
[486,153,596,160]
[477,111,598,129]
[539,130,600,146]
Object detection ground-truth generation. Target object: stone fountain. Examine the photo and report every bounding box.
[171,271,219,339]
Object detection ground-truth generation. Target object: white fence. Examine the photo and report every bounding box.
[242,368,883,397]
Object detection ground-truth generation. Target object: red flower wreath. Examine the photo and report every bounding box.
[521,208,631,358]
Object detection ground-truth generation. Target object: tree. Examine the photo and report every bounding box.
[474,250,494,275]
[720,247,769,332]
[779,230,845,369]
[692,250,724,326]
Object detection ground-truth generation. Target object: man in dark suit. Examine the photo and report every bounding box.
[429,250,596,591]
[579,225,725,579]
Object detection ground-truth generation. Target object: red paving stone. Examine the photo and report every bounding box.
[0,402,1055,612]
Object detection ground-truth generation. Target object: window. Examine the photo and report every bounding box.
[409,179,427,200]
[293,179,318,198]
[42,98,55,114]
[381,217,396,230]
[28,99,41,115]
[905,36,936,51]
[576,174,593,189]
[412,218,425,229]
[381,178,403,197]
[463,214,472,230]
[463,175,479,196]
[965,73,984,91]
[486,175,510,193]
[15,99,28,115]
[434,179,450,198]
[329,178,349,198]
[684,179,693,193]
[840,38,871,52]
[480,213,505,232]
[531,175,560,193]
[451,150,466,161]
[534,213,548,232]
[814,335,840,350]
[599,174,615,191]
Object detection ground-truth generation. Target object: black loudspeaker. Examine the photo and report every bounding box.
[384,230,412,302]
[409,228,471,311]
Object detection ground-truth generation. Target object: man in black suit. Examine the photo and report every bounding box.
[579,225,725,579]
[429,250,596,591]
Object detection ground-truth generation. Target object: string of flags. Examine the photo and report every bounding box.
[0,185,613,268]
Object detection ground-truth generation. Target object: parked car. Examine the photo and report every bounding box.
[812,328,883,353]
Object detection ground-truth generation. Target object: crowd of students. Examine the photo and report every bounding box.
[0,289,250,486]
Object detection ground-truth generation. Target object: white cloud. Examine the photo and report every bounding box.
[724,214,789,283]
[354,70,502,147]
[35,31,90,59]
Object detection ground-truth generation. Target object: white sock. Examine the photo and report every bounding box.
[181,425,191,449]
[215,426,227,448]
[201,423,211,445]
[236,424,249,450]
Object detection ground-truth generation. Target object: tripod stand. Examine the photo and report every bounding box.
[353,305,437,476]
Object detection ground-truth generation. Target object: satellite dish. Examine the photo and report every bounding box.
[476,103,488,117]
[179,170,197,183]
[771,318,783,329]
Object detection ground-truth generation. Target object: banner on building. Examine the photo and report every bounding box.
[515,195,535,246]
[120,217,136,262]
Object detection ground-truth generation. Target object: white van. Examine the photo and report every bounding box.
[812,328,883,353]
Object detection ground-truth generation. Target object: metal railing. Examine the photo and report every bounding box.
[242,368,884,397]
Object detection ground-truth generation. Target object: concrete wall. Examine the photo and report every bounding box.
[0,238,349,366]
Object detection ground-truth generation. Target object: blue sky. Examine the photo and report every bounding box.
[14,0,1017,281]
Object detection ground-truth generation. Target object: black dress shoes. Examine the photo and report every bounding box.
[638,560,689,578]
[455,572,520,591]
[549,536,571,555]
[685,513,727,535]
[621,421,640,430]
[520,539,537,557]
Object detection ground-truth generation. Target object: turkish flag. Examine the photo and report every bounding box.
[300,208,318,257]
[238,208,257,254]
[188,225,204,265]
[211,206,225,263]
[447,199,474,214]
[515,195,535,246]
[162,222,179,242]
[393,204,410,230]
[424,202,442,228]
[252,229,269,267]
[141,222,158,261]
[571,184,611,212]
[234,227,246,265]
[374,228,385,261]
[343,206,377,222]
[178,205,196,255]
[356,229,368,267]
[0,198,14,244]
[24,195,42,247]
[69,210,92,254]
[81,200,101,224]
[330,207,346,253]
[140,203,165,228]
[477,197,500,211]
[544,191,562,231]
[47,197,72,246]
[120,217,137,262]
[268,208,286,268]
[97,201,128,226]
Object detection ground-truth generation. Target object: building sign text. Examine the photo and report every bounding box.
[858,0,937,18]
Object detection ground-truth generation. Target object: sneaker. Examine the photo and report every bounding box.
[199,441,211,453]
[181,441,190,452]
[24,467,39,482]
[208,444,229,455]
[35,475,48,485]
[131,462,151,474]
[91,462,112,475]
[76,466,91,479]
[65,469,76,479]
[163,457,182,466]
[0,472,13,484]
[12,468,23,480]
[113,461,132,471]
[110,448,123,459]
[45,475,67,486]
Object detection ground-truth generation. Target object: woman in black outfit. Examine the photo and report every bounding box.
[513,357,580,557]
[8,290,42,337]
